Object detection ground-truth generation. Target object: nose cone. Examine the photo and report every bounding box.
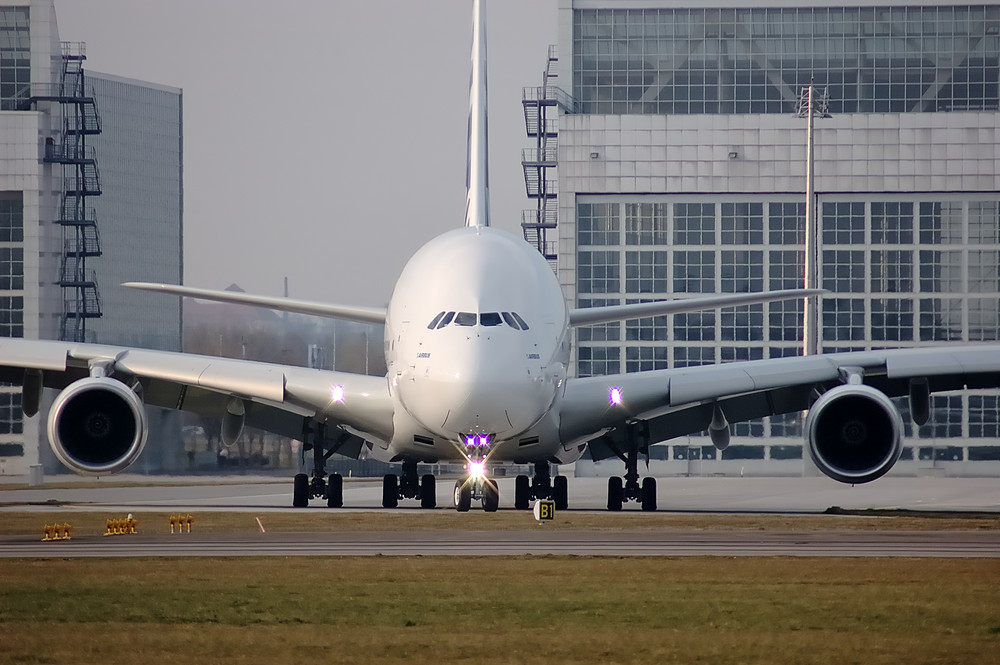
[398,342,550,439]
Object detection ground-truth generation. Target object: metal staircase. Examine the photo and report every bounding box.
[521,45,575,272]
[23,42,103,341]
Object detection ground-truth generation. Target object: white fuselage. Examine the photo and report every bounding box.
[377,226,572,465]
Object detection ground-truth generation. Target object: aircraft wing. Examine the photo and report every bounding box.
[568,289,823,327]
[559,345,1000,462]
[124,282,387,325]
[0,338,393,469]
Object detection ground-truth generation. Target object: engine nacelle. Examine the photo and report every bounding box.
[805,384,903,484]
[47,377,148,475]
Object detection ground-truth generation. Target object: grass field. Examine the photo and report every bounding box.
[1,556,998,664]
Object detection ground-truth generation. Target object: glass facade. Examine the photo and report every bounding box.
[573,5,1000,115]
[576,195,1000,439]
[0,6,29,111]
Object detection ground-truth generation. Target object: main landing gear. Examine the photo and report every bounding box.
[606,423,657,512]
[513,461,568,511]
[383,459,436,509]
[292,422,345,508]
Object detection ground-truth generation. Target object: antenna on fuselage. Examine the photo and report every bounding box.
[464,0,490,228]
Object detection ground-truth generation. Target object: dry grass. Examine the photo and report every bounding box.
[1,557,998,664]
[0,508,997,538]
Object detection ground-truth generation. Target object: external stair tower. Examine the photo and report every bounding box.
[521,45,574,272]
[24,42,103,342]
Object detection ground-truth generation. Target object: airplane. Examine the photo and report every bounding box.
[2,0,999,512]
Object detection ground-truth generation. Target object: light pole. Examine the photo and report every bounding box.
[797,80,830,356]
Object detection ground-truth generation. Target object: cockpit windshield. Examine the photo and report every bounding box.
[426,311,529,331]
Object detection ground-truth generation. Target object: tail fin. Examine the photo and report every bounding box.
[464,0,490,228]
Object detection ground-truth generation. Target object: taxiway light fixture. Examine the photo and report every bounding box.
[609,387,623,406]
[331,385,346,403]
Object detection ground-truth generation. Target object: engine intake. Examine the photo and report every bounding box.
[47,377,148,475]
[805,384,903,484]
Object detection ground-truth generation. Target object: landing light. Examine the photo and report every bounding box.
[609,387,623,406]
[478,434,489,447]
[468,460,487,479]
[331,385,346,403]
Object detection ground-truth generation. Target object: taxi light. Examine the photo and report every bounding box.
[331,385,346,403]
[478,434,489,447]
[468,460,486,479]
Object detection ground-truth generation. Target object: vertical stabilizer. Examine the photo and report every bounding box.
[464,0,490,228]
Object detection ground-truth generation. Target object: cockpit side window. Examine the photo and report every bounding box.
[436,311,456,329]
[480,312,503,327]
[511,312,530,330]
[501,312,519,329]
[427,311,446,329]
[454,312,477,326]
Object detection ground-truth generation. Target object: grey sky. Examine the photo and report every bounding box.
[53,0,558,304]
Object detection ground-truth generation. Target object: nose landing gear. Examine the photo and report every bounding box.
[453,474,499,512]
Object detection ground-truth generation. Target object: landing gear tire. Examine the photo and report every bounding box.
[607,476,623,511]
[482,479,500,513]
[293,473,309,508]
[326,473,343,508]
[640,477,657,512]
[553,475,568,511]
[514,474,530,510]
[382,474,399,508]
[420,474,436,509]
[454,479,472,512]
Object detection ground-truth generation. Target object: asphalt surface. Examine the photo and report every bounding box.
[2,476,997,558]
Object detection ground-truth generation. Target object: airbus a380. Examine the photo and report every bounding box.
[2,0,999,512]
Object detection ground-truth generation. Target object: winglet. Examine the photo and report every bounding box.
[464,0,490,228]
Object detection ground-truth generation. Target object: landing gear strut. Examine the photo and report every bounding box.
[292,421,344,508]
[514,461,568,511]
[607,423,657,512]
[383,459,437,509]
[453,475,498,512]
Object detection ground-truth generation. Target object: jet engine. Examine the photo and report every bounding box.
[804,384,903,484]
[46,377,148,475]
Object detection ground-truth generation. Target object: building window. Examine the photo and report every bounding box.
[673,346,715,368]
[768,203,804,245]
[822,250,865,293]
[0,296,23,338]
[624,308,667,342]
[768,300,803,342]
[871,250,913,294]
[625,346,668,373]
[673,250,714,293]
[578,250,620,294]
[870,202,914,245]
[822,202,865,244]
[0,193,24,242]
[721,203,763,245]
[720,305,764,342]
[0,391,22,434]
[0,248,23,290]
[871,298,914,342]
[624,251,668,295]
[720,250,763,293]
[674,312,715,342]
[967,250,1000,293]
[822,298,866,342]
[578,345,620,377]
[578,202,620,246]
[918,298,963,342]
[969,396,1000,438]
[0,7,30,111]
[969,298,1000,341]
[968,202,1000,244]
[624,203,668,245]
[673,203,715,245]
[918,202,964,244]
[918,396,963,439]
[918,250,963,293]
